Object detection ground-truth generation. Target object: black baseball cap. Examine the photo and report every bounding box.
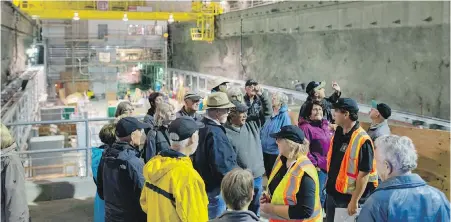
[230,101,249,112]
[333,98,359,114]
[270,125,305,144]
[245,79,258,87]
[116,117,151,137]
[372,100,392,119]
[306,81,326,94]
[169,116,205,141]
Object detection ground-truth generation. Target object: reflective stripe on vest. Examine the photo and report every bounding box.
[327,127,379,194]
[268,156,322,222]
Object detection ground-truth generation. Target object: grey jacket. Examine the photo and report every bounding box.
[367,120,391,141]
[176,106,204,122]
[224,93,272,178]
[210,210,259,222]
[1,143,29,222]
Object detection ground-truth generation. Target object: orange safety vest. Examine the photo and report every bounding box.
[267,156,322,222]
[326,126,379,194]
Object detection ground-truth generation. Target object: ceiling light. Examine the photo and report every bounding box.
[168,14,174,23]
[73,12,80,21]
[123,13,128,22]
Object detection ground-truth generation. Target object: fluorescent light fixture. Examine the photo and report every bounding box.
[168,14,174,23]
[123,13,128,22]
[73,12,80,21]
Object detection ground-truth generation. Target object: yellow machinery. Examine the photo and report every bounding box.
[12,0,222,42]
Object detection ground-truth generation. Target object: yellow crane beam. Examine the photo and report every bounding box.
[13,0,223,41]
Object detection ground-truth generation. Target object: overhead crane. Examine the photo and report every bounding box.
[12,0,222,42]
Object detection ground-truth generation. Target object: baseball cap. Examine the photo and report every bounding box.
[333,98,359,114]
[184,92,202,101]
[270,125,305,144]
[245,79,258,87]
[372,100,392,119]
[169,116,205,141]
[230,101,249,112]
[116,117,151,137]
[306,81,326,94]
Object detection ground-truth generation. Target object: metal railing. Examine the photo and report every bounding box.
[5,117,116,180]
[224,0,285,13]
[167,68,450,130]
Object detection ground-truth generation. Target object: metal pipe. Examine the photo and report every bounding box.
[85,120,90,177]
[5,115,145,126]
[18,147,91,154]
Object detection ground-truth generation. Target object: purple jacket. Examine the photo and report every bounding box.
[299,119,333,171]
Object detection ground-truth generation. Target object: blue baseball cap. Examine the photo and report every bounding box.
[116,117,151,137]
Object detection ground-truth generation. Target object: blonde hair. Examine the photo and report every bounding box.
[282,138,310,159]
[155,103,174,127]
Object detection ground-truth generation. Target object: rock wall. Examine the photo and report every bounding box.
[170,1,450,119]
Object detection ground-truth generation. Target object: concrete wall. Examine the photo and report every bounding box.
[1,2,37,87]
[171,1,451,120]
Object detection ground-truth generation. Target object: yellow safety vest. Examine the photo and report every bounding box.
[326,126,379,194]
[267,156,322,222]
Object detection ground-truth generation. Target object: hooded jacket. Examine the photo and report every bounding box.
[97,142,146,222]
[1,143,29,222]
[210,210,259,222]
[299,119,333,171]
[224,93,271,178]
[140,149,209,222]
[358,174,450,222]
[260,105,292,155]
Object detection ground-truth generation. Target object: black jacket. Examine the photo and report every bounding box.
[193,118,237,192]
[143,126,171,162]
[244,94,263,122]
[298,91,341,123]
[97,142,146,222]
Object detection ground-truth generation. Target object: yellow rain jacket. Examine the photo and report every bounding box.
[140,149,209,222]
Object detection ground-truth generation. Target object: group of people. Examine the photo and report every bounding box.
[0,78,449,222]
[88,78,450,222]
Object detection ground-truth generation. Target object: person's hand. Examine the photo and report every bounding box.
[260,192,271,204]
[332,81,341,92]
[347,199,358,216]
[254,85,263,96]
[261,203,273,215]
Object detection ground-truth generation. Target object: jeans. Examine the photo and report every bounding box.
[317,170,327,208]
[207,187,226,220]
[248,176,263,217]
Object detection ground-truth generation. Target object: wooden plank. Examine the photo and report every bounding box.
[289,111,450,199]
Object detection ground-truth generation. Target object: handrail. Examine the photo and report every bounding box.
[5,115,145,127]
[18,147,91,155]
[168,68,450,129]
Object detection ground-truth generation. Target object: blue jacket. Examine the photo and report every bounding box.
[260,105,292,154]
[193,118,237,192]
[97,142,146,222]
[358,174,450,222]
[91,146,106,222]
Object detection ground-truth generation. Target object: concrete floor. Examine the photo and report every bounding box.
[30,198,94,222]
[29,198,271,222]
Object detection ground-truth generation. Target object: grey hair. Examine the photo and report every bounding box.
[272,92,288,106]
[227,87,244,103]
[170,138,190,150]
[115,101,133,117]
[375,135,418,172]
